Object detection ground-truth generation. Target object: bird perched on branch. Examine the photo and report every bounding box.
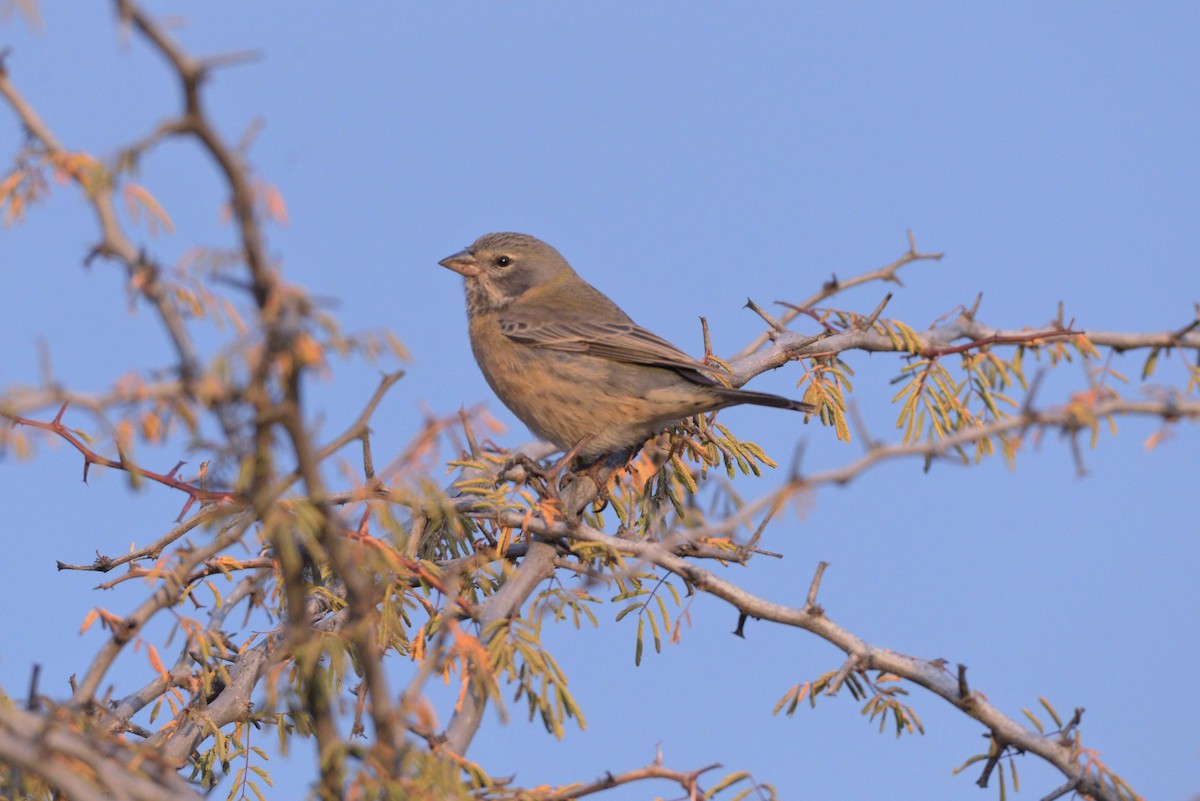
[440,232,814,461]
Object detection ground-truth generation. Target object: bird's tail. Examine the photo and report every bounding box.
[716,387,816,414]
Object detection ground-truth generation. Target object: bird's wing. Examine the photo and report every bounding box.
[498,317,723,384]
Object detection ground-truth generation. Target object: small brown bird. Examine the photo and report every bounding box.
[440,233,814,460]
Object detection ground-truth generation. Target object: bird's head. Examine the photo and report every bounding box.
[439,232,576,314]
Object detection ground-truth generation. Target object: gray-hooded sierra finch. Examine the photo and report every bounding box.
[440,233,814,460]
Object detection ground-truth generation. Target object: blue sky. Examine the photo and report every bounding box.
[1,3,1197,800]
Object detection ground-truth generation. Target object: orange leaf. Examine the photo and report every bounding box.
[79,608,100,634]
[124,183,175,236]
[1144,430,1171,451]
[0,169,25,203]
[294,332,324,366]
[147,644,170,682]
[539,500,559,527]
[262,182,289,225]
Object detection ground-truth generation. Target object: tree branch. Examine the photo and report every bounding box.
[735,230,944,359]
[484,510,1126,801]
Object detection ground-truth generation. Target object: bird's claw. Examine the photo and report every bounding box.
[496,452,550,492]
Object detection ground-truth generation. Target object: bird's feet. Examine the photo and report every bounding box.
[496,452,553,495]
[496,436,605,503]
[573,446,640,511]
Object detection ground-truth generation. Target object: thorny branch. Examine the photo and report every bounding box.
[476,508,1128,801]
[735,229,943,359]
[736,313,1200,386]
[0,5,1192,801]
[537,756,725,801]
[0,44,239,446]
[6,403,234,519]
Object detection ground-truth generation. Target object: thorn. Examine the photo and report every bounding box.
[198,49,263,71]
[847,402,877,453]
[1020,368,1047,418]
[1038,778,1081,801]
[53,402,68,425]
[744,502,777,553]
[967,292,983,319]
[176,495,196,522]
[1168,311,1200,343]
[805,561,829,609]
[744,298,785,337]
[1060,707,1085,738]
[1069,431,1088,478]
[699,317,715,364]
[236,116,266,155]
[25,663,40,711]
[861,292,893,330]
[787,441,806,482]
[83,242,109,267]
[733,612,748,638]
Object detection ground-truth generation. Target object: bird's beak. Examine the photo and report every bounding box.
[438,249,481,277]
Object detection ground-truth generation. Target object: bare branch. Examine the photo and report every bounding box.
[70,512,254,706]
[538,757,725,801]
[735,232,944,359]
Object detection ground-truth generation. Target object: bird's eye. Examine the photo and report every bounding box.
[495,256,512,268]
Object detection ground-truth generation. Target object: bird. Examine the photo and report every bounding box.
[440,232,814,461]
